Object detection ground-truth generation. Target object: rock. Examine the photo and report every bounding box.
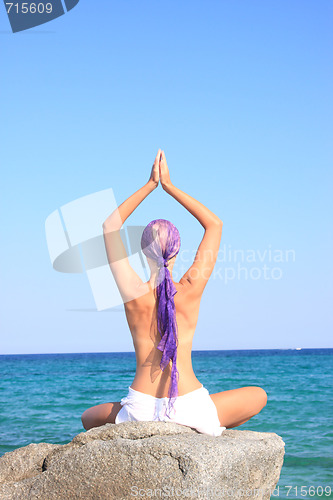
[0,443,61,485]
[0,422,285,499]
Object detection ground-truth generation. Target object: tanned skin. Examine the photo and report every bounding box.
[81,150,267,431]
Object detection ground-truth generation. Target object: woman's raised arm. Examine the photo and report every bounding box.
[159,150,222,229]
[102,149,161,302]
[103,149,161,231]
[159,150,223,293]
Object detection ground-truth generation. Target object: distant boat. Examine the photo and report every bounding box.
[296,347,302,350]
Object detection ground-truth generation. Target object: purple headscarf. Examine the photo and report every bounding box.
[141,219,181,417]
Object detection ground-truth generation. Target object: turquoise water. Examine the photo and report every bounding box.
[0,349,332,499]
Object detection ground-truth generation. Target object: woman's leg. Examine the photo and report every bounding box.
[210,386,267,429]
[81,402,122,431]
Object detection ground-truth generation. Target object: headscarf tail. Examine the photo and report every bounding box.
[156,261,179,418]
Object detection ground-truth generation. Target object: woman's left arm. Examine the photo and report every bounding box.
[102,149,161,302]
[103,181,157,230]
[103,149,160,229]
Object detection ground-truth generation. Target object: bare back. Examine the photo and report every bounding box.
[83,154,268,434]
[102,151,223,397]
[124,280,203,397]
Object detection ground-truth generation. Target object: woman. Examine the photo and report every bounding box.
[81,149,267,436]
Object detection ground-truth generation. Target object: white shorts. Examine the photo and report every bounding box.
[115,384,226,437]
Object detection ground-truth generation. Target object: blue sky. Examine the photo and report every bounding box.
[0,0,332,354]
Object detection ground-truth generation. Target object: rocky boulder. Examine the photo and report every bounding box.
[0,422,285,499]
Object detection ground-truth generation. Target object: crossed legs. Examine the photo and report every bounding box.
[81,402,122,431]
[81,385,267,432]
[210,386,268,429]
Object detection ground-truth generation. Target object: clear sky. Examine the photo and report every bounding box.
[0,0,332,354]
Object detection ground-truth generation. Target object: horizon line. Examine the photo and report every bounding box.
[1,347,332,356]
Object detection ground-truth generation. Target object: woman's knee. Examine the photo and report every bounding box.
[81,408,95,431]
[81,402,121,430]
[253,386,268,410]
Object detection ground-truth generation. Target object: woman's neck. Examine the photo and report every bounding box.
[148,269,175,286]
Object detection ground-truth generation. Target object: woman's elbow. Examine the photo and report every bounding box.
[103,218,122,232]
[212,217,223,227]
[205,218,223,231]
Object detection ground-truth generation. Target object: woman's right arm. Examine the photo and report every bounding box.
[159,151,223,293]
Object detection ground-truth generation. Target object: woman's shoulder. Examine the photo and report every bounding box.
[173,279,203,302]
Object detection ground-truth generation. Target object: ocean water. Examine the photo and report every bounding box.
[0,348,332,499]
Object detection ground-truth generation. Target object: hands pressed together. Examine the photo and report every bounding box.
[104,148,221,236]
[149,149,172,190]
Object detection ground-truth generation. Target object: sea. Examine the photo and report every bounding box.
[0,348,332,499]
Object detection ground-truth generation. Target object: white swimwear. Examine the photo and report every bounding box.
[115,384,226,437]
